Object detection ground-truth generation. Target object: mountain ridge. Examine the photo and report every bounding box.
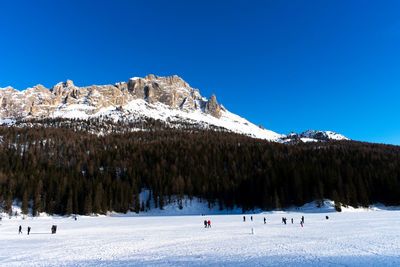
[0,75,348,142]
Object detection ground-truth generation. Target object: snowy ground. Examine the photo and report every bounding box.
[1,209,400,266]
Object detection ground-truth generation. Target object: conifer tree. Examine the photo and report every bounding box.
[84,192,93,215]
[21,191,29,215]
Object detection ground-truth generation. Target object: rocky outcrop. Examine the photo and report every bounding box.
[205,94,222,118]
[0,75,225,120]
[127,75,194,108]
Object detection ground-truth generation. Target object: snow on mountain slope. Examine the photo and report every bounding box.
[90,99,284,140]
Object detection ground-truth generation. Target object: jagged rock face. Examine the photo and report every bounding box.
[0,75,224,120]
[127,75,202,110]
[205,94,222,118]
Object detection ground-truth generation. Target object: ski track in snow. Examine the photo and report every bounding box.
[1,211,400,266]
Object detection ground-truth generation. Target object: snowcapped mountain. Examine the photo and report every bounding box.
[284,130,349,143]
[0,75,347,142]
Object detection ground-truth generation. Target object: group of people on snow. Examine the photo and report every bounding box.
[17,225,57,235]
[243,215,306,226]
[199,213,328,229]
[281,216,304,226]
[243,215,254,222]
[18,225,31,235]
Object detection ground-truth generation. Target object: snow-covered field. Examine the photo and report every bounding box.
[1,209,400,266]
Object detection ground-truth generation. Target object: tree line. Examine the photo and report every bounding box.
[0,121,399,215]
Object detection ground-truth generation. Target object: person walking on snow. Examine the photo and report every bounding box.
[243,216,246,222]
[291,218,293,224]
[264,217,266,224]
[208,220,211,228]
[18,225,22,234]
[204,220,207,228]
[301,216,304,224]
[251,216,253,221]
[27,226,31,235]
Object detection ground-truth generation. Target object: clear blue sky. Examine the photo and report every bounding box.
[0,0,399,145]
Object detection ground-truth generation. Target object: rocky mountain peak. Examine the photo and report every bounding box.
[65,80,75,87]
[0,75,225,120]
[0,86,17,93]
[0,75,347,143]
[51,80,75,90]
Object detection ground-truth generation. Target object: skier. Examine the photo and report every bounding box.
[27,226,31,235]
[251,216,253,221]
[301,216,304,224]
[18,225,22,234]
[243,216,246,222]
[204,220,207,228]
[291,218,293,224]
[264,217,266,224]
[208,220,211,228]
